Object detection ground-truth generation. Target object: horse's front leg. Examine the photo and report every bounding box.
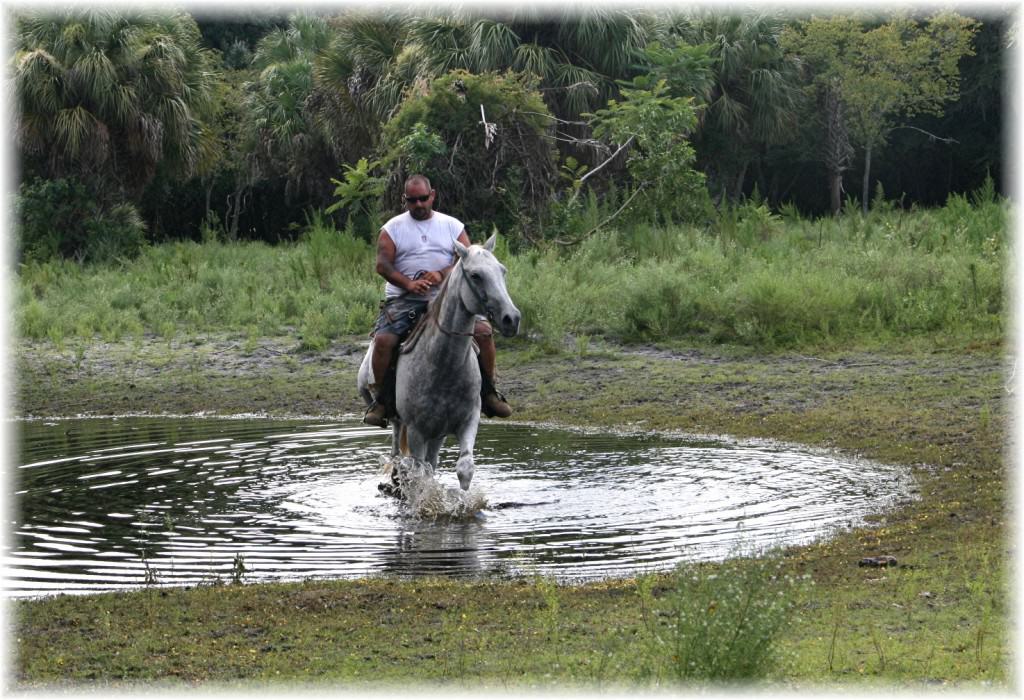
[390,420,403,459]
[454,415,480,490]
[404,426,434,476]
[425,436,445,473]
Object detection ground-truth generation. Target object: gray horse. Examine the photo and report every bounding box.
[357,234,520,491]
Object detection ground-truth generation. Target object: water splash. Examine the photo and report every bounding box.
[380,455,488,519]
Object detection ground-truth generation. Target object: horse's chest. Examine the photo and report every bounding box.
[397,358,479,434]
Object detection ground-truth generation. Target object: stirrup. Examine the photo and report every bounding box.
[363,400,389,428]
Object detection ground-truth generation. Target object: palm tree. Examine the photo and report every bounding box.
[315,11,418,129]
[12,7,218,201]
[406,7,655,122]
[668,9,802,202]
[247,11,399,204]
[313,8,655,129]
[245,12,330,200]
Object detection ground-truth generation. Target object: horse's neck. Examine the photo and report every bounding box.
[425,265,476,356]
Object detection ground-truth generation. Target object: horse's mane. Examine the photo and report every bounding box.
[423,256,462,323]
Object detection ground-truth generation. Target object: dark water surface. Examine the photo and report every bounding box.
[8,417,914,597]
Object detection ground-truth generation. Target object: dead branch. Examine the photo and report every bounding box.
[538,81,599,98]
[578,136,634,187]
[553,182,646,246]
[519,110,589,127]
[887,125,959,144]
[479,104,498,149]
[566,135,635,206]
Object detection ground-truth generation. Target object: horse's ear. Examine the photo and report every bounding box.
[453,240,469,260]
[483,232,497,252]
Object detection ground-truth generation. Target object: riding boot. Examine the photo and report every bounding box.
[480,368,512,418]
[363,368,396,428]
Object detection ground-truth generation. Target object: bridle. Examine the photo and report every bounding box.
[428,260,495,338]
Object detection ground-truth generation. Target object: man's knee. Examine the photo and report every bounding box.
[374,332,400,354]
[473,320,493,340]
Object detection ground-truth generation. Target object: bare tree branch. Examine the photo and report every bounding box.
[554,182,646,246]
[564,135,635,207]
[518,110,589,127]
[886,125,959,144]
[578,136,634,187]
[538,81,598,95]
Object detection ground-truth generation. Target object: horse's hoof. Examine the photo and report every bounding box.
[378,481,403,498]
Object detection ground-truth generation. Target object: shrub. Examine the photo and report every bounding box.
[16,177,147,264]
[379,70,557,244]
[325,159,387,241]
[641,555,806,681]
[588,79,713,227]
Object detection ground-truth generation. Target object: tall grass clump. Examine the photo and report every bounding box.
[518,187,1008,350]
[638,555,807,683]
[15,213,380,345]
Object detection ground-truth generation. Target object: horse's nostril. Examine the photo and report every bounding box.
[501,313,521,336]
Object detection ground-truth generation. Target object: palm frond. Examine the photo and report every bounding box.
[15,49,64,115]
[339,13,407,70]
[469,19,518,71]
[407,15,475,74]
[54,105,98,159]
[513,42,555,79]
[551,61,601,116]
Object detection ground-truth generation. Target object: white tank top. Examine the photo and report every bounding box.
[381,211,464,299]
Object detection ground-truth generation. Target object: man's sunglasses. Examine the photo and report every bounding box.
[404,194,431,204]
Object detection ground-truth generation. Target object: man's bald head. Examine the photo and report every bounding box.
[405,174,431,191]
[403,174,436,220]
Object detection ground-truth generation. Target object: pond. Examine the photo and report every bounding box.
[8,416,915,597]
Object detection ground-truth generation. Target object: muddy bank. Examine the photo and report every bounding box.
[14,334,1006,426]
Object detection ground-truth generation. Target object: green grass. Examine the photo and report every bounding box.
[14,195,1009,352]
[510,195,1007,351]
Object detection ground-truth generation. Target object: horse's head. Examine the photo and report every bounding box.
[453,233,521,337]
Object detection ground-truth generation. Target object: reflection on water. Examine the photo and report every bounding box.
[8,417,914,597]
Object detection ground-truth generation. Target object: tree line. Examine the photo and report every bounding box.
[11,7,1008,262]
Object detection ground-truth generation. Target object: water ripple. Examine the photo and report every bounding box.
[7,417,915,597]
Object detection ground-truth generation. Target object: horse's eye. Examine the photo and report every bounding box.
[471,272,482,281]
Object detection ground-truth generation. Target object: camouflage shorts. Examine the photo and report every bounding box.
[373,296,429,338]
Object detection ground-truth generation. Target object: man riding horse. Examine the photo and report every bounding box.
[363,174,512,427]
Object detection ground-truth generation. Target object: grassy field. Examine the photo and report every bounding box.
[13,192,1008,352]
[9,193,1012,689]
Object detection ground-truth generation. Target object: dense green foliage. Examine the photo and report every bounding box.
[8,7,1006,258]
[588,79,710,226]
[782,13,979,213]
[15,191,1006,352]
[12,9,219,203]
[15,177,147,264]
[380,70,557,239]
